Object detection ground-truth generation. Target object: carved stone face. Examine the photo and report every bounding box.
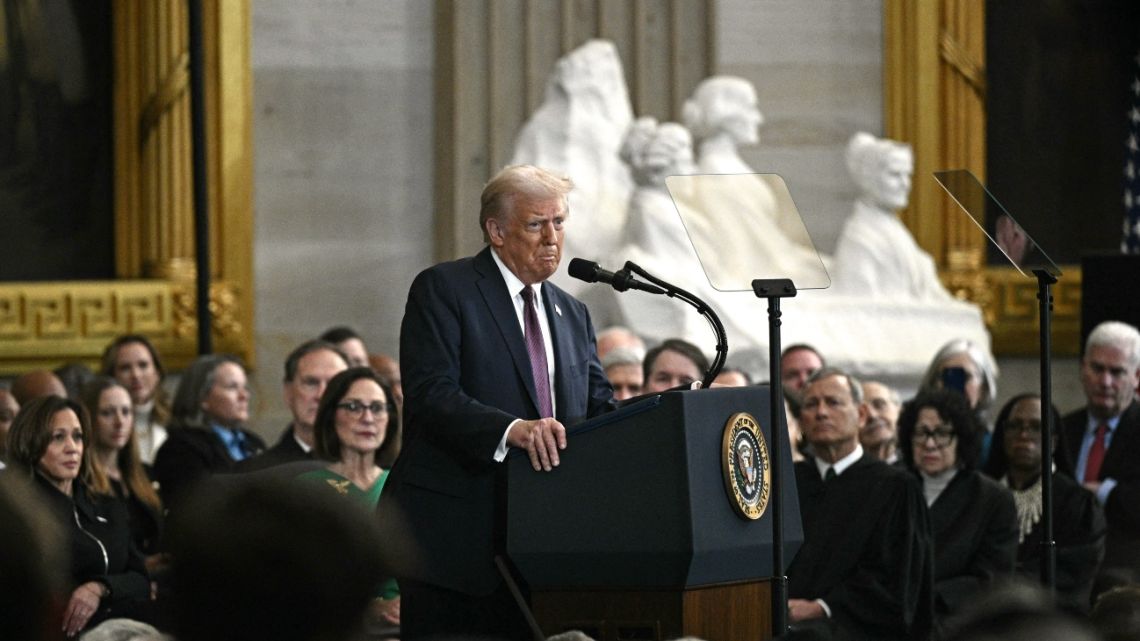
[868,149,913,211]
[711,83,763,146]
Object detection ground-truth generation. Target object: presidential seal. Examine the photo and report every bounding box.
[721,412,771,520]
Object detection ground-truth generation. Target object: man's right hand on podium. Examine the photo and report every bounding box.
[508,417,567,472]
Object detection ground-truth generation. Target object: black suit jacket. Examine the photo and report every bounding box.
[1062,401,1140,578]
[377,247,614,595]
[153,425,266,513]
[235,424,312,473]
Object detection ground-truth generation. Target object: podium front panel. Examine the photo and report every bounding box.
[508,387,803,588]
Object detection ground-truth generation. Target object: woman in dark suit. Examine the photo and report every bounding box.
[152,354,265,513]
[983,393,1106,613]
[898,389,1018,626]
[7,395,151,637]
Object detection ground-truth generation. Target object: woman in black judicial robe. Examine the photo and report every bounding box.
[899,390,1018,623]
[983,393,1106,613]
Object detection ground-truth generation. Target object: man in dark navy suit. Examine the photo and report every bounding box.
[1062,320,1140,595]
[378,164,614,639]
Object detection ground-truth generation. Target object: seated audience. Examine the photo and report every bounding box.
[165,477,391,641]
[82,378,167,575]
[55,362,95,402]
[152,354,265,512]
[785,399,805,462]
[601,347,644,401]
[238,340,348,472]
[780,343,824,418]
[369,352,404,467]
[1090,584,1140,641]
[596,325,646,361]
[0,385,19,467]
[860,380,902,463]
[713,366,751,387]
[11,369,67,404]
[101,336,172,466]
[787,367,932,641]
[319,326,371,368]
[297,367,401,627]
[938,580,1099,641]
[369,352,404,409]
[983,393,1106,613]
[78,618,169,641]
[918,338,997,460]
[898,389,1018,625]
[1062,320,1140,595]
[0,472,68,641]
[7,395,151,636]
[642,338,708,393]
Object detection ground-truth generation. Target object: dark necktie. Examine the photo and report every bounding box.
[824,466,837,482]
[1084,423,1109,483]
[522,285,553,418]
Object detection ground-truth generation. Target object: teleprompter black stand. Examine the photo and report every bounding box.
[751,278,797,637]
[935,169,1063,593]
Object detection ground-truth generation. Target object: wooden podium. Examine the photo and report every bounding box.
[507,387,803,641]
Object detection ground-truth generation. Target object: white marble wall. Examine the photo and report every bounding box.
[249,0,434,433]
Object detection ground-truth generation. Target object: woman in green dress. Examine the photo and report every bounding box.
[298,366,401,626]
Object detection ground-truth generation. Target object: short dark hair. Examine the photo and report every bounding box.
[642,338,709,382]
[312,367,399,465]
[283,340,348,383]
[318,326,362,346]
[781,343,825,367]
[898,388,984,471]
[981,393,1068,480]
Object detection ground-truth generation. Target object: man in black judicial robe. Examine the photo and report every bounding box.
[786,368,933,641]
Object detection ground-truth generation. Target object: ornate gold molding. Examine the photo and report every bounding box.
[885,0,1080,356]
[0,0,254,375]
[0,280,245,374]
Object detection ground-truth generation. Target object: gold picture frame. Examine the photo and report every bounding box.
[0,0,253,375]
[885,0,1080,356]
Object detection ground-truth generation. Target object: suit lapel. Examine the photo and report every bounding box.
[473,248,541,416]
[1104,401,1140,474]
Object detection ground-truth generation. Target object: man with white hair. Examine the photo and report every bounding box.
[1062,320,1140,592]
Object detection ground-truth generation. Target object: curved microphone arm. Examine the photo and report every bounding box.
[622,261,728,389]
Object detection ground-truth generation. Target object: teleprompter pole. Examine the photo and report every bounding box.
[753,278,797,638]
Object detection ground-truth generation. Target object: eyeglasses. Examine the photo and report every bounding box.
[336,400,388,417]
[914,427,955,448]
[1004,419,1042,436]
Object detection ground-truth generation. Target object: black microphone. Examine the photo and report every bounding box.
[568,258,665,294]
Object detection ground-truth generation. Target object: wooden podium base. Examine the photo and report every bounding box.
[530,580,772,641]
